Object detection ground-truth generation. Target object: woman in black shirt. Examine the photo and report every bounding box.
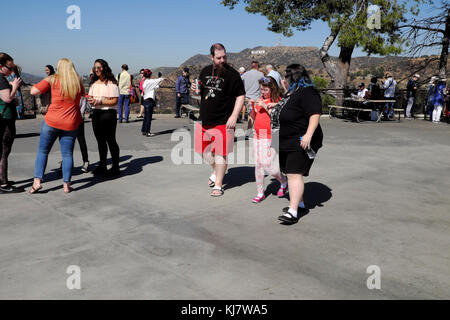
[268,64,323,225]
[0,52,23,193]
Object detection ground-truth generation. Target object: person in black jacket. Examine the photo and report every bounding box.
[406,74,420,119]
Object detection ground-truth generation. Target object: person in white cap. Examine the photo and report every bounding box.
[238,67,245,76]
[405,74,420,119]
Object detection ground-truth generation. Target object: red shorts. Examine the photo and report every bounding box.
[194,122,235,156]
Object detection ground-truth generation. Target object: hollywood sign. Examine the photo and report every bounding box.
[251,50,266,55]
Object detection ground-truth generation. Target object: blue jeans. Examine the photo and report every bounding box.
[34,121,78,183]
[141,98,155,133]
[175,93,189,116]
[383,101,395,117]
[118,94,130,121]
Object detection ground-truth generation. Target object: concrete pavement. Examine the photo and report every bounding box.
[0,115,449,299]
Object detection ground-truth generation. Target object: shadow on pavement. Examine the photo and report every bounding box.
[15,133,41,139]
[223,166,255,190]
[283,181,332,211]
[71,155,163,192]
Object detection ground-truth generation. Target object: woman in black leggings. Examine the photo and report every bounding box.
[88,59,121,177]
[0,52,22,193]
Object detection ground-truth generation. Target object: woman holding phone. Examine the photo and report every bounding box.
[88,59,121,177]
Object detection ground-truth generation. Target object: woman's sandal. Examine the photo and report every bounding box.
[211,186,224,197]
[208,174,216,188]
[278,212,299,225]
[29,185,43,194]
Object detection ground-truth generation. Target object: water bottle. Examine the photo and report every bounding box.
[300,136,316,159]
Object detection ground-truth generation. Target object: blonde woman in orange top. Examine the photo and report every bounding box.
[30,58,85,194]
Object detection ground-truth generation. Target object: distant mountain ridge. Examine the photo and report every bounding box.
[181,46,323,70]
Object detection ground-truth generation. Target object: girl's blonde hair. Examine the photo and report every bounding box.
[51,58,81,100]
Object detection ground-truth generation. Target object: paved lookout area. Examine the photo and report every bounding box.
[1,115,449,299]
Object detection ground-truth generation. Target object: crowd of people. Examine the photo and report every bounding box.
[2,44,448,224]
[354,72,450,122]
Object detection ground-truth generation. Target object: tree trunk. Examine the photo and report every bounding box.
[319,30,355,105]
[438,8,450,79]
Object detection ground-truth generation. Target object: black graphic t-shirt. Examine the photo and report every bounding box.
[198,64,245,126]
[278,86,323,152]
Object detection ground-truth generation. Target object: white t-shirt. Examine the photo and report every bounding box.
[357,88,368,98]
[143,78,164,100]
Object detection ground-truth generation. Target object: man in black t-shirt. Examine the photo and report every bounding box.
[192,43,245,197]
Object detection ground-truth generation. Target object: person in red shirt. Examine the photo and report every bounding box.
[249,76,287,203]
[30,58,85,194]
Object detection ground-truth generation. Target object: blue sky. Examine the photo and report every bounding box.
[2,0,442,76]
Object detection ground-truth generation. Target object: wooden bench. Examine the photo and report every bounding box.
[180,95,201,123]
[180,104,200,122]
[328,105,403,122]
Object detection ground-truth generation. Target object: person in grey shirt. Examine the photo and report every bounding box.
[242,61,264,100]
[241,61,264,134]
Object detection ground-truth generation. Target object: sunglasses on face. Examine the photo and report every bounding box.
[93,66,102,70]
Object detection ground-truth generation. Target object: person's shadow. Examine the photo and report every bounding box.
[20,155,162,193]
[71,155,163,192]
[281,181,333,221]
[223,166,255,190]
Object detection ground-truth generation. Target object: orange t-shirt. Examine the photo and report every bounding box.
[253,97,278,139]
[34,78,84,131]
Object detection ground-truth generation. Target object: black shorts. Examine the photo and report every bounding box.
[279,150,314,176]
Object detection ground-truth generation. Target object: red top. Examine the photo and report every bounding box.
[34,78,84,131]
[253,97,278,139]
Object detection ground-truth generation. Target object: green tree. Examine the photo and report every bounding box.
[221,0,424,103]
[312,76,329,89]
